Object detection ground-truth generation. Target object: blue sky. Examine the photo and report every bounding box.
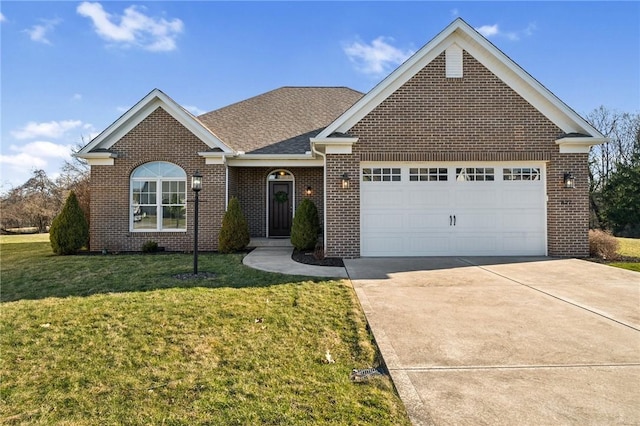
[1,1,639,191]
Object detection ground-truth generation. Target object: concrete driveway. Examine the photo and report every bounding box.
[344,257,640,425]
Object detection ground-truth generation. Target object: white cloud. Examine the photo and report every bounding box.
[343,36,414,76]
[0,142,74,190]
[450,9,459,17]
[476,24,499,38]
[23,18,61,45]
[72,93,83,101]
[475,22,536,41]
[77,2,183,52]
[116,105,130,113]
[11,120,84,140]
[1,13,6,23]
[185,105,206,116]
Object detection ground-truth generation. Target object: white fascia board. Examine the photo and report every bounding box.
[75,151,117,166]
[198,152,234,165]
[78,89,234,155]
[556,137,608,153]
[227,155,323,167]
[310,137,358,154]
[86,158,115,166]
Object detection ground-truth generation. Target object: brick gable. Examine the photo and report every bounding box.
[324,51,588,258]
[90,107,225,252]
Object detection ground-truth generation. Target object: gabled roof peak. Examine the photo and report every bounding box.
[317,17,606,140]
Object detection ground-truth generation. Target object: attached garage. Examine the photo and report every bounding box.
[360,163,547,256]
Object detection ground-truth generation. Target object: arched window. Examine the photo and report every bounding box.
[131,162,187,231]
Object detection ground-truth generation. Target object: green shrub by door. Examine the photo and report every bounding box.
[218,197,250,253]
[291,198,320,251]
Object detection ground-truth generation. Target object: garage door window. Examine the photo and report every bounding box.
[503,167,541,181]
[409,168,448,182]
[362,168,401,182]
[456,167,495,181]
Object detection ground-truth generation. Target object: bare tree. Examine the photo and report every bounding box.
[56,143,91,226]
[1,169,62,233]
[587,107,640,228]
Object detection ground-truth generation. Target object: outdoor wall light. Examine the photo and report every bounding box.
[191,170,203,274]
[341,173,351,189]
[563,173,575,189]
[305,186,313,196]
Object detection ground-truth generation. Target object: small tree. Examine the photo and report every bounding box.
[291,198,320,251]
[49,191,89,255]
[218,197,250,253]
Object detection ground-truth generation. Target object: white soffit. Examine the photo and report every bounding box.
[317,18,606,141]
[77,89,233,155]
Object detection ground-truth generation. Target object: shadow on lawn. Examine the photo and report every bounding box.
[1,246,327,303]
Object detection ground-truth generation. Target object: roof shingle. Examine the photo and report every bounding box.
[197,87,363,154]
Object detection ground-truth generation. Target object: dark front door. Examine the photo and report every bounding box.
[269,181,292,237]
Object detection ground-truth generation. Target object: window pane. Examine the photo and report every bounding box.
[133,206,157,229]
[163,206,186,230]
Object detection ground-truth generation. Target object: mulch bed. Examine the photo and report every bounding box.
[291,249,344,267]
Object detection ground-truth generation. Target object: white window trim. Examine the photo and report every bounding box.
[130,163,187,233]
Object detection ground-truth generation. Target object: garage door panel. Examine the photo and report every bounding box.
[410,234,453,254]
[360,164,546,257]
[501,211,544,231]
[502,188,543,208]
[407,211,450,230]
[455,213,498,231]
[408,188,453,208]
[503,233,546,254]
[454,234,498,255]
[361,212,405,230]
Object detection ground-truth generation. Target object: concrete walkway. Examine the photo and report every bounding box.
[243,247,348,278]
[345,257,640,426]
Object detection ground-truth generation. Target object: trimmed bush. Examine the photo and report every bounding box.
[589,229,619,260]
[49,191,89,255]
[142,240,159,253]
[291,198,320,251]
[218,197,250,253]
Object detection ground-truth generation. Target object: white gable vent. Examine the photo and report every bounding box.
[446,44,463,78]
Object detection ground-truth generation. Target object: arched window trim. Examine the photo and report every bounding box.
[130,161,187,232]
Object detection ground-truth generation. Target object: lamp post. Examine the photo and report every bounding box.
[191,170,203,274]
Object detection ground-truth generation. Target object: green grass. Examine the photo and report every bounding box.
[0,235,410,425]
[611,237,640,272]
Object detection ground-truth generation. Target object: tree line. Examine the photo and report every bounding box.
[1,107,639,238]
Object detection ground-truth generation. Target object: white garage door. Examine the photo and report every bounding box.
[360,163,547,256]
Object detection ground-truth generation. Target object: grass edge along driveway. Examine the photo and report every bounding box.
[0,235,410,425]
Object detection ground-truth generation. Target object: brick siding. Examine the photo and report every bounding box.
[325,51,588,258]
[90,107,224,252]
[231,167,324,237]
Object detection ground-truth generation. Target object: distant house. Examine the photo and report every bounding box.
[78,18,606,258]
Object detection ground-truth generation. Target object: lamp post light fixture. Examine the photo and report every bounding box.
[563,173,575,189]
[305,186,312,196]
[191,170,203,275]
[341,173,351,189]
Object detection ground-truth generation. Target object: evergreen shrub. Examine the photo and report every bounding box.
[291,198,320,251]
[219,197,250,253]
[49,191,89,255]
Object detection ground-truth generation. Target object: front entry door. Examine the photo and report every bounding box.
[269,181,292,237]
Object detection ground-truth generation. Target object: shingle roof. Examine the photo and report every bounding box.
[197,87,363,154]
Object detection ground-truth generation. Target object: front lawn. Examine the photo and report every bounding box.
[612,237,640,272]
[0,234,410,425]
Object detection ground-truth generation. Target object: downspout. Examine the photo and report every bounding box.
[224,157,229,210]
[311,143,327,251]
